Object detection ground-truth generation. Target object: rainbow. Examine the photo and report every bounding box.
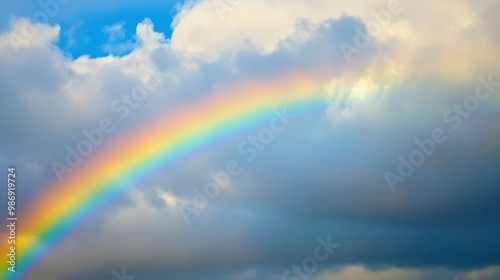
[0,73,329,279]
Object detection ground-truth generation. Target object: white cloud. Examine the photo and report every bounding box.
[103,21,127,41]
[311,266,421,280]
[1,1,500,279]
[465,266,500,280]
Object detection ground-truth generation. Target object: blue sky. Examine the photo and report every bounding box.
[1,0,500,280]
[0,0,177,57]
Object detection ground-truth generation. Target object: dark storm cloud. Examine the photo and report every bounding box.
[1,1,500,279]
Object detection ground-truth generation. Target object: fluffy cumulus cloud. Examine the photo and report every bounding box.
[1,0,500,279]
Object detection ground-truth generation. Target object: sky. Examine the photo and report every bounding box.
[0,0,500,279]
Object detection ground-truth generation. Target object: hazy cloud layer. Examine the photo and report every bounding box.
[0,0,499,279]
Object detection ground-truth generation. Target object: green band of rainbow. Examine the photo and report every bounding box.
[0,74,327,279]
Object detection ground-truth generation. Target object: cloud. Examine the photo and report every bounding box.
[1,0,500,279]
[101,21,134,55]
[103,21,126,41]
